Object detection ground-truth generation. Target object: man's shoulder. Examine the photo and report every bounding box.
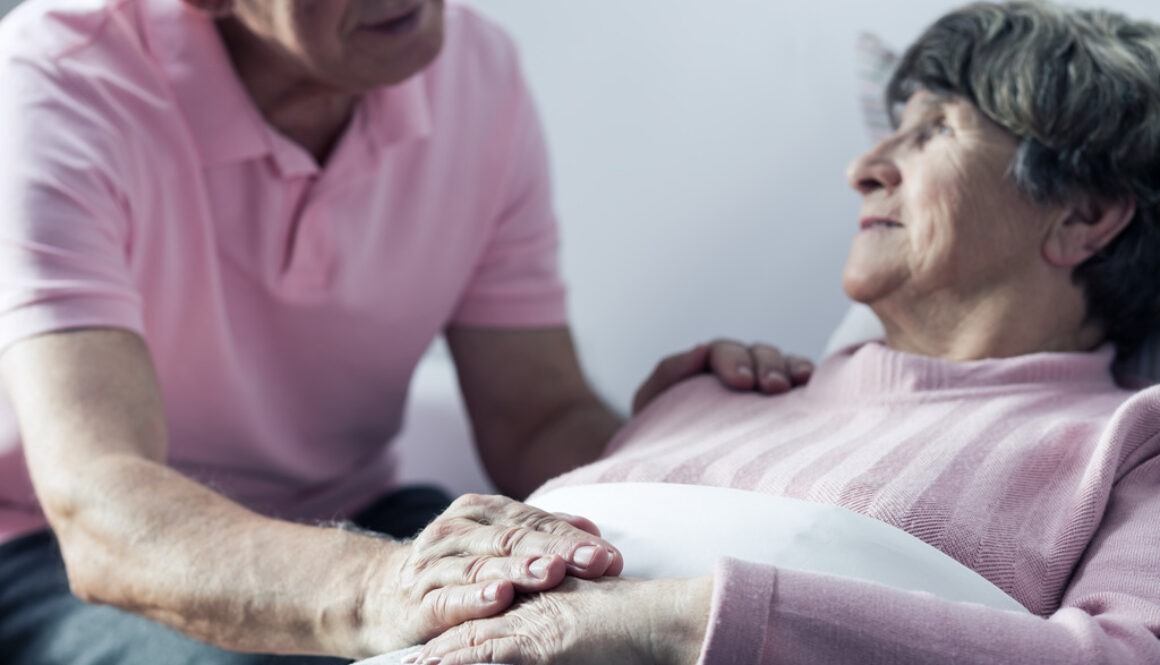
[0,1,179,195]
[0,0,164,116]
[1,0,142,63]
[2,0,169,124]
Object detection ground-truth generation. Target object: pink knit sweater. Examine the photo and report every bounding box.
[536,342,1160,664]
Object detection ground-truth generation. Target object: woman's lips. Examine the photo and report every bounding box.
[362,3,425,34]
[859,217,903,230]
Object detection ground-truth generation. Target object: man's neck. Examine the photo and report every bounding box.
[216,17,356,165]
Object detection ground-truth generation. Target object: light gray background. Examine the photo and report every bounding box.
[3,0,1158,412]
[458,0,1160,409]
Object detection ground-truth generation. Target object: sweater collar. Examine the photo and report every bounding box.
[808,340,1118,400]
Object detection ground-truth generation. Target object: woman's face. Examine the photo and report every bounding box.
[842,90,1066,312]
[224,0,445,91]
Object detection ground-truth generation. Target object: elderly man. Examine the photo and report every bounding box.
[0,0,812,663]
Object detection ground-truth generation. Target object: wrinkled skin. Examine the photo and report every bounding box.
[371,494,625,651]
[409,576,713,665]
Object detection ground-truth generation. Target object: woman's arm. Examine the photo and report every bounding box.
[703,452,1160,665]
[413,576,714,665]
[416,450,1160,665]
[418,545,1158,665]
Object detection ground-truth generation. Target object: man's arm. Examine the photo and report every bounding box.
[448,327,818,499]
[1,328,622,658]
[446,326,622,500]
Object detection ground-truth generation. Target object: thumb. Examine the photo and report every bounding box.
[632,344,710,415]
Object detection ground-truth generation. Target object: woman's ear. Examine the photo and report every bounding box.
[1043,197,1136,268]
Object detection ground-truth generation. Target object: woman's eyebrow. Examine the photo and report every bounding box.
[898,92,951,120]
[918,94,952,115]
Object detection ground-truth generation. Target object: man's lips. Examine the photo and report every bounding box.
[859,217,903,230]
[362,2,425,33]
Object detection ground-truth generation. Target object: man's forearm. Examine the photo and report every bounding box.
[49,453,399,658]
[7,329,623,660]
[490,398,624,499]
[4,329,395,657]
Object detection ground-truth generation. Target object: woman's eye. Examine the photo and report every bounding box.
[914,120,951,147]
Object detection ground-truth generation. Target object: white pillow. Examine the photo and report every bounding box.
[530,483,1026,611]
[823,302,883,355]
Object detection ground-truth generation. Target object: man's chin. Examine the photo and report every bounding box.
[345,20,444,90]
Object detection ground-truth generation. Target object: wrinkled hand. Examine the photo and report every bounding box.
[633,340,815,414]
[408,576,712,665]
[369,494,624,652]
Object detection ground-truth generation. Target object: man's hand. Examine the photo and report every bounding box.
[633,340,814,414]
[372,494,624,650]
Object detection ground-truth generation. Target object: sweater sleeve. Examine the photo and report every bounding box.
[697,452,1160,665]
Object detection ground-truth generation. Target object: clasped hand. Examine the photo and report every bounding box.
[368,494,623,652]
[408,576,713,665]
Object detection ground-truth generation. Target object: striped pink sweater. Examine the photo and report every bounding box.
[535,342,1160,664]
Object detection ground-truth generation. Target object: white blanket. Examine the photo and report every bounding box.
[356,482,1025,665]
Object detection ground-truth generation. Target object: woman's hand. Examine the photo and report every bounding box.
[634,340,814,414]
[363,494,625,653]
[408,576,714,665]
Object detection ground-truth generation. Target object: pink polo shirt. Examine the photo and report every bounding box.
[0,0,567,544]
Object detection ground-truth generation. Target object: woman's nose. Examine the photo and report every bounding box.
[846,143,902,195]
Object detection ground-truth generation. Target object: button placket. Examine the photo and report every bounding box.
[276,116,379,296]
[281,210,334,291]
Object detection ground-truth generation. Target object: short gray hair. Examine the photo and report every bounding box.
[887,0,1160,355]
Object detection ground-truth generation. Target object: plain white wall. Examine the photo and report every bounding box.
[458,0,1160,410]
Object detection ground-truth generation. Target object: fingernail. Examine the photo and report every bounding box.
[401,652,420,665]
[483,580,503,601]
[764,371,789,387]
[529,557,552,579]
[422,658,442,665]
[737,365,753,377]
[573,545,598,566]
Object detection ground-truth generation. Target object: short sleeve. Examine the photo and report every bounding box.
[0,56,144,353]
[449,38,567,329]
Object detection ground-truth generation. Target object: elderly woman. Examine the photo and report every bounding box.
[409,2,1160,664]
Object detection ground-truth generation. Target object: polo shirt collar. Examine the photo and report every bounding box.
[139,0,433,170]
[362,75,433,148]
[140,0,267,166]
